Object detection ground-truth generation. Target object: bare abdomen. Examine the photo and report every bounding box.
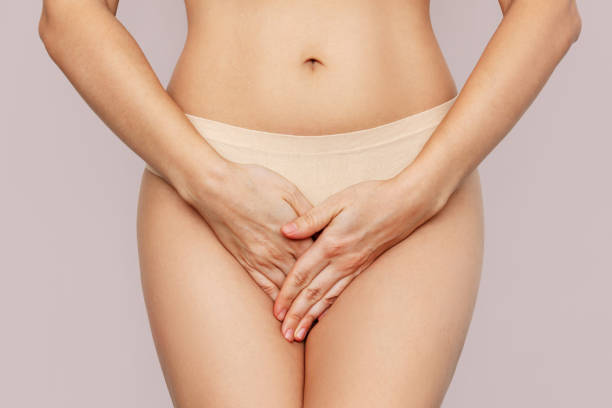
[168,0,457,135]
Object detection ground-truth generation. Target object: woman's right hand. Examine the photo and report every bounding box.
[183,160,316,301]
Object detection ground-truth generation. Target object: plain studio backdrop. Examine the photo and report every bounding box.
[1,2,609,407]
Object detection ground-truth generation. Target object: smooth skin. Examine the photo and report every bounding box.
[39,0,581,407]
[273,0,583,342]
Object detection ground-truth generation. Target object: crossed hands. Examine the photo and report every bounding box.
[272,175,446,343]
[186,161,446,344]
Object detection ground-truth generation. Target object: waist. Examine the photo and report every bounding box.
[168,0,457,135]
[183,95,457,155]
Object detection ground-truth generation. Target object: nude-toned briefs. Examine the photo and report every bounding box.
[145,95,458,206]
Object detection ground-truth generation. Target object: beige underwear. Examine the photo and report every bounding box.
[145,95,457,206]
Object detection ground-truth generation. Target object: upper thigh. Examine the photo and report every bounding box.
[303,169,485,408]
[136,169,304,408]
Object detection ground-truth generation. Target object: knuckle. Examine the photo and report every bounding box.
[301,211,317,228]
[251,240,282,268]
[323,236,348,257]
[286,243,299,259]
[302,286,322,302]
[241,256,259,272]
[260,283,277,297]
[291,269,309,287]
[275,291,292,306]
[322,295,339,306]
[323,244,338,258]
[267,245,285,263]
[252,253,270,268]
[286,311,303,323]
[330,268,346,279]
[343,250,368,271]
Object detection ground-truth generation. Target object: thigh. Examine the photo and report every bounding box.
[136,169,304,408]
[303,169,485,408]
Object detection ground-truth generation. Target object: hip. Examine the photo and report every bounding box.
[146,94,458,206]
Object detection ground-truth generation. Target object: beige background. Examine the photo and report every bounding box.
[1,1,610,406]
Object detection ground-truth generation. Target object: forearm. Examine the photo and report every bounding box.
[393,0,582,209]
[38,0,229,202]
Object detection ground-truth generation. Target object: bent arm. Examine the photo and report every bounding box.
[393,0,582,210]
[38,0,229,203]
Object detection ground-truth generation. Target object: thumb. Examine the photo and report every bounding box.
[281,201,338,239]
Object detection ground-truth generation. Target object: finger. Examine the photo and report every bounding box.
[266,263,291,287]
[280,263,342,342]
[293,272,357,341]
[273,239,330,321]
[246,266,281,301]
[287,237,315,260]
[291,187,314,215]
[254,236,296,281]
[281,199,341,240]
[254,255,289,288]
[268,251,296,280]
[283,186,315,216]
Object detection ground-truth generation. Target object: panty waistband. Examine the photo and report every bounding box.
[184,95,458,156]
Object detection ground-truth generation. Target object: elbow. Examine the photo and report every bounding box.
[545,0,583,45]
[38,0,68,48]
[38,0,90,46]
[37,5,50,45]
[512,0,582,46]
[38,7,58,57]
[567,1,582,44]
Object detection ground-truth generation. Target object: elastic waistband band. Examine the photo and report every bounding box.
[184,95,457,155]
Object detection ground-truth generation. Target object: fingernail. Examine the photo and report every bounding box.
[284,328,293,341]
[295,327,306,341]
[277,308,287,321]
[283,223,297,234]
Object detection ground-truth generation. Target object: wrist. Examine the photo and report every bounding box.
[172,152,233,207]
[390,154,463,216]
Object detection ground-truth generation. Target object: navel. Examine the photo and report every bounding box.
[303,57,324,71]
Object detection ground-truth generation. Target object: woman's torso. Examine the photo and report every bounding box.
[167,0,457,135]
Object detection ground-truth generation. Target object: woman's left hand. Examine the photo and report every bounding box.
[272,174,449,342]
